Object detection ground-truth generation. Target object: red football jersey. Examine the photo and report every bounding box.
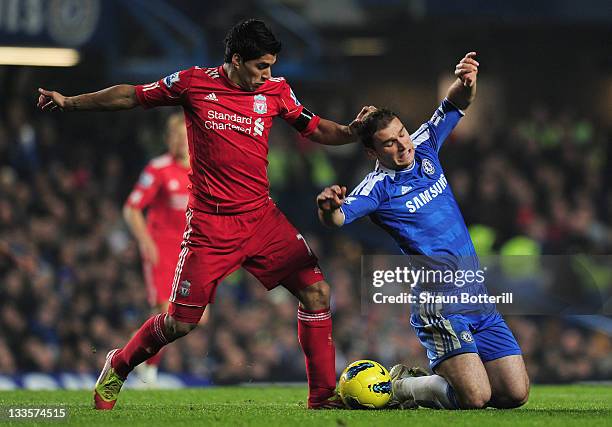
[134,65,320,214]
[125,154,190,237]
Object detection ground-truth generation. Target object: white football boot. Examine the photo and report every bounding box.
[388,364,429,409]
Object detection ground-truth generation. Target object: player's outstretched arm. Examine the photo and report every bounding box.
[446,52,479,110]
[37,84,139,112]
[309,106,376,146]
[317,185,346,228]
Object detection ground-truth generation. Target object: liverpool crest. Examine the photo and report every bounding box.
[253,94,267,114]
[179,280,191,297]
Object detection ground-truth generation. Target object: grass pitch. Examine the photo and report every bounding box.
[1,385,610,426]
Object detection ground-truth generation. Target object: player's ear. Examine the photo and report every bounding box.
[231,53,242,69]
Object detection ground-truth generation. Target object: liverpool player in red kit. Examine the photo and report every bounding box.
[38,19,371,409]
[123,113,191,385]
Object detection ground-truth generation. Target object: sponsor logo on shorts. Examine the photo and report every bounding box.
[179,280,191,297]
[460,330,474,343]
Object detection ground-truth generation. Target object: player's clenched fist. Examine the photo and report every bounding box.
[454,52,479,88]
[317,185,347,211]
[37,88,67,111]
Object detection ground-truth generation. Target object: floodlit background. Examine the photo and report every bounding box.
[0,0,610,388]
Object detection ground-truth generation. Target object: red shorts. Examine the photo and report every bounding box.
[143,235,183,306]
[168,200,324,323]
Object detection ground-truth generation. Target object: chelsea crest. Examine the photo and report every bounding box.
[422,158,436,176]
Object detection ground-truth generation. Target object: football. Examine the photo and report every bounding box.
[338,360,392,409]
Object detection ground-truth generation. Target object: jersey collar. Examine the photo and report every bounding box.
[219,64,241,90]
[375,160,415,175]
[219,64,269,92]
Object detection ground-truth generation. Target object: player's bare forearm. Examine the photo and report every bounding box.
[38,84,138,112]
[309,118,357,146]
[123,205,159,264]
[318,208,345,228]
[446,78,476,110]
[66,85,139,111]
[308,106,376,145]
[446,52,479,110]
[123,205,151,242]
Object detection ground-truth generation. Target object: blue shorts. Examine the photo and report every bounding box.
[411,308,522,371]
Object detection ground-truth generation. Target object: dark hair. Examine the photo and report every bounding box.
[224,19,282,63]
[357,108,400,149]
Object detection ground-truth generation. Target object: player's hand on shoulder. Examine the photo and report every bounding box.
[348,105,377,136]
[37,88,67,111]
[317,185,347,211]
[455,52,479,88]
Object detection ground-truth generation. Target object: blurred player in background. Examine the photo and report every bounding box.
[38,19,372,409]
[317,53,530,410]
[123,112,196,386]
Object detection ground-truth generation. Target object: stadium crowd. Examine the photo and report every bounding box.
[0,79,611,385]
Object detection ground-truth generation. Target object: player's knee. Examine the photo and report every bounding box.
[175,321,197,337]
[164,315,198,340]
[491,372,530,409]
[297,280,330,311]
[460,395,489,410]
[494,386,530,409]
[509,388,529,408]
[458,387,491,409]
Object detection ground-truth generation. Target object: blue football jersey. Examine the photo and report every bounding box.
[342,100,520,361]
[342,99,478,275]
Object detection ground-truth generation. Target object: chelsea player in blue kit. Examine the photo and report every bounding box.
[317,53,529,410]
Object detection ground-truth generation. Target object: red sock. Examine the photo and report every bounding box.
[297,307,336,407]
[145,347,166,366]
[112,313,169,378]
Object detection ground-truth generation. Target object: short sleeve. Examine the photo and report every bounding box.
[125,165,162,210]
[341,173,388,225]
[134,67,195,109]
[278,81,320,137]
[412,98,464,152]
